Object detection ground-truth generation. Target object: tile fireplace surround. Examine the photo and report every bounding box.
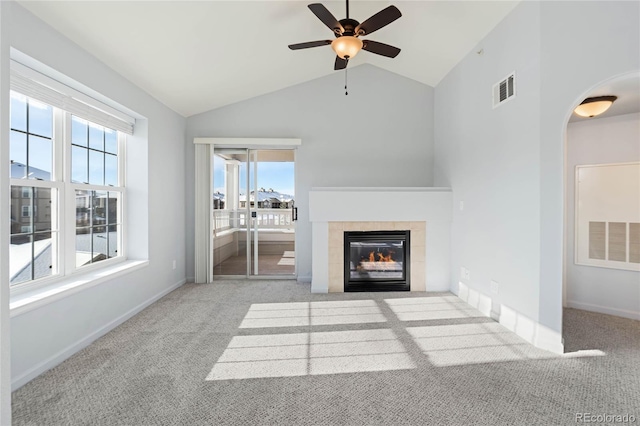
[309,188,453,293]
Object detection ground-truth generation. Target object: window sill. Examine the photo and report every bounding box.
[9,259,149,317]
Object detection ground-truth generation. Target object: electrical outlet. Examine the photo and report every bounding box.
[461,267,470,281]
[490,280,499,294]
[172,260,176,270]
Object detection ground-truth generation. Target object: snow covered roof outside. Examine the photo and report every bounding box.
[11,161,51,181]
[212,191,225,201]
[238,188,293,203]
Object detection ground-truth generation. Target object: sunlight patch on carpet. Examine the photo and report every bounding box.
[207,328,415,380]
[385,296,483,321]
[239,300,387,328]
[407,322,557,366]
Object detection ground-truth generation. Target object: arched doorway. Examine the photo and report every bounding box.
[562,72,640,347]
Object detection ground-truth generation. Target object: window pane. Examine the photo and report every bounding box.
[11,186,32,234]
[75,190,91,227]
[107,193,118,225]
[10,234,32,285]
[33,231,53,280]
[72,146,88,184]
[105,154,118,186]
[72,116,88,147]
[89,124,104,151]
[89,150,104,185]
[10,93,27,132]
[108,224,119,258]
[28,100,53,138]
[28,135,52,181]
[10,130,27,178]
[33,188,53,232]
[76,227,92,267]
[105,130,117,154]
[92,226,108,263]
[93,191,107,226]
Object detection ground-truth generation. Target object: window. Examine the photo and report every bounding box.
[576,163,640,271]
[9,90,126,287]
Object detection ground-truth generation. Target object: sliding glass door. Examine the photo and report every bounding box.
[212,148,296,278]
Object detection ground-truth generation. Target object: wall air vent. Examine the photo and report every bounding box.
[493,72,516,108]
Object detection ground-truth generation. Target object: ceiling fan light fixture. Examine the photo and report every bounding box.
[574,95,617,118]
[331,36,363,59]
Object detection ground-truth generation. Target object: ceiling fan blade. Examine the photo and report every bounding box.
[288,40,332,50]
[334,56,348,70]
[308,3,344,34]
[355,5,402,36]
[362,40,401,58]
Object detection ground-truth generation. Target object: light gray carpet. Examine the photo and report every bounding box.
[11,281,640,425]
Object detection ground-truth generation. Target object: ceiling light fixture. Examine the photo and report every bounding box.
[574,95,617,118]
[331,35,363,60]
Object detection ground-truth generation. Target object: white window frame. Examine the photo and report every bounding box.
[9,93,127,291]
[63,112,126,275]
[575,162,640,272]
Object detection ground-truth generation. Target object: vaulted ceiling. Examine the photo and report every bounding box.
[18,1,520,117]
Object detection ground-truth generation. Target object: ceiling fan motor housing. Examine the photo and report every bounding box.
[336,18,361,36]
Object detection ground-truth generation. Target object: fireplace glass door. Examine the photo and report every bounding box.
[344,230,410,291]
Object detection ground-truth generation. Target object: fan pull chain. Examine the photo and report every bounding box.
[345,67,348,96]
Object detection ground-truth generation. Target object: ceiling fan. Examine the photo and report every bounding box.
[288,0,402,71]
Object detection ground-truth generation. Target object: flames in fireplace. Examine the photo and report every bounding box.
[357,249,399,273]
[366,250,395,263]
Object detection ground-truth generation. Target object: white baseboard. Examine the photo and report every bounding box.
[567,300,640,321]
[186,276,195,283]
[297,275,312,284]
[455,282,564,354]
[11,278,186,390]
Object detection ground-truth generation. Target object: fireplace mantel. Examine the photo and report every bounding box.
[309,187,452,293]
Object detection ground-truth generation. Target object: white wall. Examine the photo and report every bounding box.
[434,0,639,342]
[186,64,435,281]
[565,113,640,320]
[434,1,542,321]
[0,1,12,422]
[538,1,640,332]
[7,4,187,388]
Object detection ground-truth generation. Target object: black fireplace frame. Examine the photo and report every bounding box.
[344,230,410,292]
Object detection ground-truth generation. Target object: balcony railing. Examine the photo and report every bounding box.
[213,209,294,234]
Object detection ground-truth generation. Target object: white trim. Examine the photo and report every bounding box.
[455,283,564,354]
[10,260,149,316]
[11,277,185,390]
[567,300,640,321]
[194,137,301,147]
[194,144,211,283]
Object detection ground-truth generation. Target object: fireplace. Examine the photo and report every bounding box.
[344,230,410,292]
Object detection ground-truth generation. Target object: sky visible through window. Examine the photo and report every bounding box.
[213,155,294,196]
